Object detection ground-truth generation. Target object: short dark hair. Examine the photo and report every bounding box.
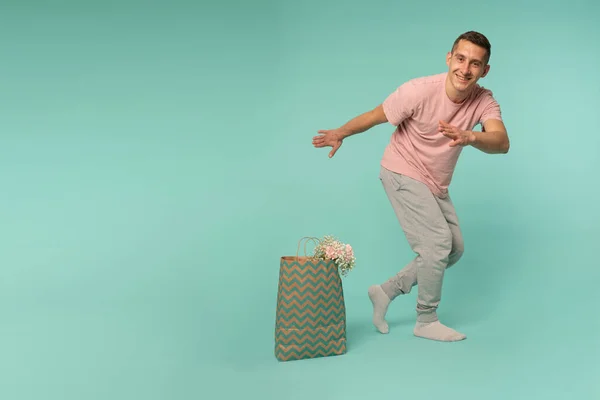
[451,31,491,64]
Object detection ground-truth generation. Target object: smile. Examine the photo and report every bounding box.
[456,74,470,83]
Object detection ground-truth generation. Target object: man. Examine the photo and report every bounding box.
[312,31,509,342]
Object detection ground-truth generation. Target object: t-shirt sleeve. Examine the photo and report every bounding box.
[479,92,503,126]
[382,81,418,126]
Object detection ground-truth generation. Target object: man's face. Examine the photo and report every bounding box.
[446,39,490,93]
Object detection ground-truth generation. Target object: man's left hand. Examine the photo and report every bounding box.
[438,121,476,147]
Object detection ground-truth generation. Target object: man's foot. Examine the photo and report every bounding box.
[413,321,466,342]
[368,285,391,334]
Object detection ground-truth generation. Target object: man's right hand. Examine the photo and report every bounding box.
[312,104,388,158]
[312,129,345,158]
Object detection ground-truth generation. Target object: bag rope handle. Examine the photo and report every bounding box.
[296,236,320,260]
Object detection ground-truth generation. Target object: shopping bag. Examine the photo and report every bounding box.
[274,237,347,361]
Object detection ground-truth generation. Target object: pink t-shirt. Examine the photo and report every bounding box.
[381,72,502,198]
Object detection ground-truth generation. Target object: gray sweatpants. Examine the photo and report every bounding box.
[378,166,464,323]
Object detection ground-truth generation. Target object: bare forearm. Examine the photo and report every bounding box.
[470,130,510,154]
[338,105,387,138]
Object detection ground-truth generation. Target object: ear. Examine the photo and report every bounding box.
[446,52,452,66]
[481,64,491,77]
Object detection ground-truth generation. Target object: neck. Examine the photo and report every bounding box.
[445,74,470,104]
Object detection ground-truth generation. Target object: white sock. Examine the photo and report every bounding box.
[413,320,466,342]
[368,285,390,334]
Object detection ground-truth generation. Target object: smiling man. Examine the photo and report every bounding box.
[312,31,509,342]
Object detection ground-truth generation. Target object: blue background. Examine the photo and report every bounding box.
[1,0,598,399]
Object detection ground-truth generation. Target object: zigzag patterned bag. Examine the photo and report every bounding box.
[274,237,347,361]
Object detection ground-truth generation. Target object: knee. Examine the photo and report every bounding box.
[422,232,453,262]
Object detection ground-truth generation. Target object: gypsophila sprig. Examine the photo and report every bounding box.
[313,235,356,277]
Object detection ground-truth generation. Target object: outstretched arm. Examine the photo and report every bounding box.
[329,104,388,139]
[439,119,510,154]
[313,104,388,158]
